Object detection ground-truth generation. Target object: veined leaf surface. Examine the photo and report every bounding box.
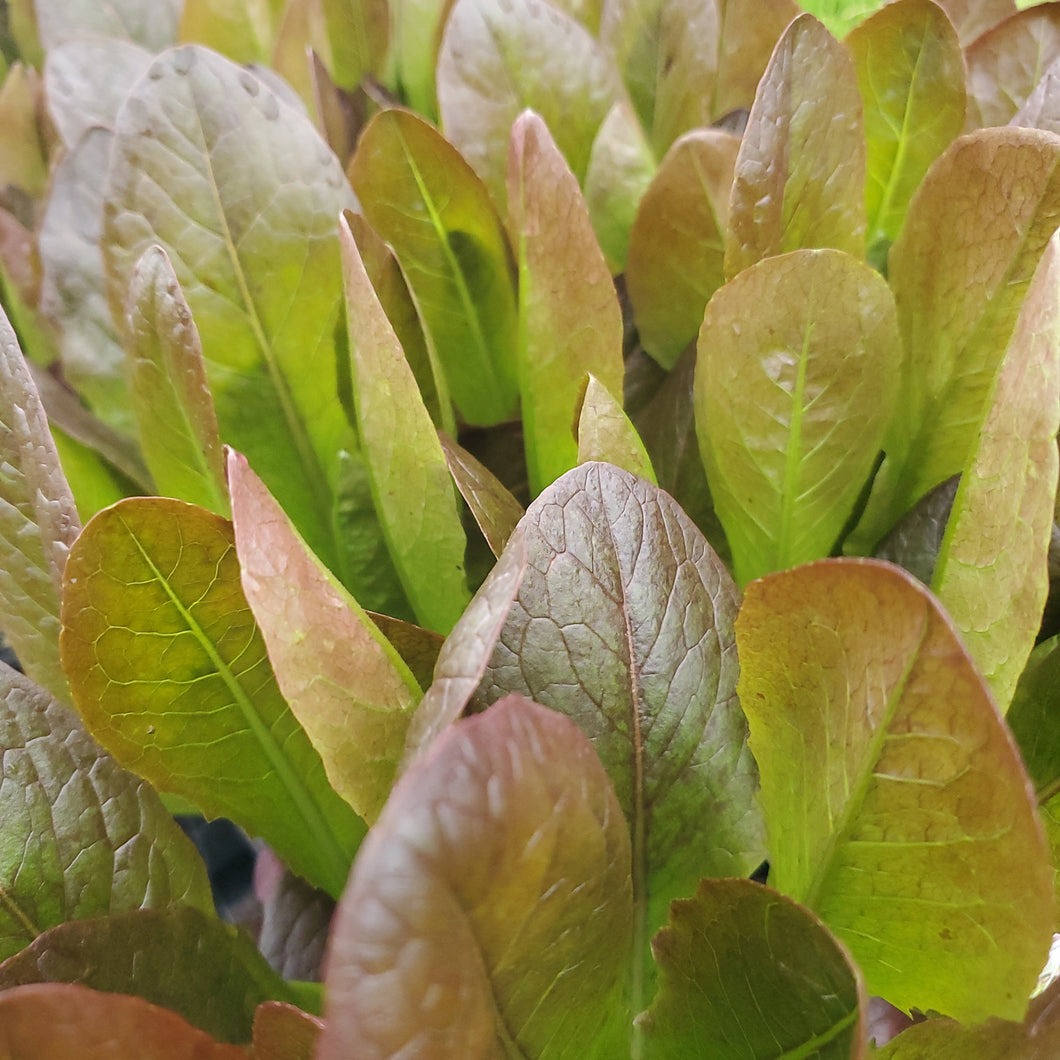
[59,497,363,898]
[695,249,900,585]
[35,0,180,49]
[577,375,657,484]
[737,558,1054,1022]
[507,111,624,495]
[477,462,765,1005]
[320,696,633,1060]
[0,665,212,962]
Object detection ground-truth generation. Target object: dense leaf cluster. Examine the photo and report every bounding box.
[0,0,1058,1056]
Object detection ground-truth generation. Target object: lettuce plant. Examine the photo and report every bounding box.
[0,0,1058,1056]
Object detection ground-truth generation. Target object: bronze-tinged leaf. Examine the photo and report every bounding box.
[737,558,1054,1022]
[1012,54,1060,133]
[253,1002,323,1060]
[966,4,1060,130]
[319,696,634,1060]
[626,128,739,370]
[936,0,1015,46]
[725,13,866,279]
[576,374,657,484]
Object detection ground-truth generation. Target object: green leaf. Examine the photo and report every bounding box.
[856,127,1060,546]
[102,46,363,591]
[228,448,420,825]
[436,0,623,209]
[0,984,249,1059]
[50,426,136,523]
[932,233,1060,710]
[349,108,518,427]
[577,374,657,484]
[0,304,80,701]
[507,110,625,495]
[319,696,634,1060]
[59,497,364,898]
[641,879,867,1059]
[0,65,47,198]
[317,0,389,89]
[0,664,213,962]
[626,128,739,369]
[34,0,181,50]
[0,906,293,1043]
[1008,635,1060,796]
[695,249,900,586]
[382,0,452,118]
[966,5,1060,129]
[438,430,525,559]
[477,462,765,1008]
[846,0,966,260]
[736,558,1054,1022]
[123,246,230,517]
[339,211,471,634]
[725,13,867,279]
[178,0,282,65]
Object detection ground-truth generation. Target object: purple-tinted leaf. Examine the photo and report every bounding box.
[696,249,900,585]
[0,906,292,1043]
[0,984,249,1059]
[366,612,445,692]
[874,475,960,586]
[124,246,229,517]
[319,696,634,1060]
[0,305,80,701]
[59,497,363,898]
[932,233,1060,709]
[626,128,739,369]
[642,879,868,1059]
[437,0,624,209]
[340,211,470,633]
[0,664,212,961]
[1012,53,1060,132]
[737,558,1054,1021]
[577,375,656,484]
[507,111,624,494]
[725,14,866,279]
[402,532,527,766]
[936,0,1015,46]
[438,430,525,559]
[229,449,419,824]
[477,462,765,1003]
[35,0,181,50]
[966,5,1060,130]
[253,1001,323,1060]
[349,109,518,427]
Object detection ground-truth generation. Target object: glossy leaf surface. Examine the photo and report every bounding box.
[102,46,361,587]
[349,109,518,427]
[0,304,80,700]
[124,246,229,517]
[725,14,866,279]
[626,129,739,369]
[59,497,363,897]
[0,665,212,961]
[320,696,633,1060]
[477,462,765,1003]
[696,249,900,585]
[229,450,420,825]
[0,906,292,1043]
[737,559,1054,1021]
[340,212,470,633]
[932,234,1060,709]
[577,375,656,484]
[507,111,624,495]
[846,0,966,259]
[642,879,867,1059]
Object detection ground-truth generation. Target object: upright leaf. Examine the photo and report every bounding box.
[507,111,625,494]
[124,246,229,516]
[932,234,1060,709]
[339,213,470,633]
[59,497,364,898]
[0,304,80,700]
[0,664,212,962]
[846,0,966,262]
[319,696,634,1060]
[34,0,181,50]
[383,0,454,118]
[349,109,518,427]
[437,0,623,209]
[696,249,900,586]
[626,129,739,369]
[725,14,867,279]
[178,0,282,64]
[102,47,363,591]
[737,559,1054,1022]
[1012,54,1060,133]
[642,880,867,1060]
[477,462,765,1007]
[856,127,1060,546]
[577,374,657,484]
[935,0,1014,45]
[229,449,420,825]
